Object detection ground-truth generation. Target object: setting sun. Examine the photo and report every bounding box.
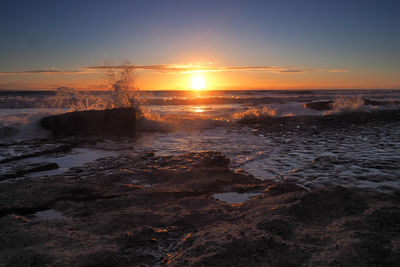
[191,76,205,90]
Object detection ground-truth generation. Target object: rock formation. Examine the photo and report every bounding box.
[40,108,136,137]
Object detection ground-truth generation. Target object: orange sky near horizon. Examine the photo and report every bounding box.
[1,63,399,91]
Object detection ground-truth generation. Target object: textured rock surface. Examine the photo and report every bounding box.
[304,99,397,111]
[40,108,136,137]
[240,108,400,132]
[0,152,399,266]
[0,162,59,180]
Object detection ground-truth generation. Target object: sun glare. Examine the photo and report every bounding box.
[191,76,205,90]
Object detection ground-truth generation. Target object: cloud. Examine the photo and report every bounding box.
[0,69,93,75]
[0,64,349,76]
[276,69,312,73]
[83,64,318,74]
[328,69,349,73]
[0,82,59,90]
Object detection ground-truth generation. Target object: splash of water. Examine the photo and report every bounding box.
[48,87,109,111]
[47,61,143,111]
[323,96,365,115]
[136,105,278,133]
[231,106,276,123]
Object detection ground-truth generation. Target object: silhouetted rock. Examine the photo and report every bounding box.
[304,100,332,111]
[40,108,136,137]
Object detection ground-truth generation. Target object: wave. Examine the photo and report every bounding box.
[2,107,400,142]
[1,89,400,141]
[0,94,307,108]
[136,105,280,132]
[231,106,276,123]
[0,110,57,140]
[1,89,400,109]
[136,114,229,132]
[323,96,367,115]
[237,108,400,134]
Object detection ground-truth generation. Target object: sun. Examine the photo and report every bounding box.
[191,76,205,90]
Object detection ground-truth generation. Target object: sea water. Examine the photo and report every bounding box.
[1,89,400,192]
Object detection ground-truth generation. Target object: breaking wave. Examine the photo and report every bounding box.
[231,106,276,123]
[323,96,367,115]
[0,109,60,140]
[136,105,277,132]
[1,89,400,141]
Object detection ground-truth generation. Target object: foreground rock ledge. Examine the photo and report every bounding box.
[40,108,136,137]
[0,151,399,266]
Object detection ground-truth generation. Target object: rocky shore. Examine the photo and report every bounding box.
[1,150,399,266]
[239,108,400,132]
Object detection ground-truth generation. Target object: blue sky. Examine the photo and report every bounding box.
[1,0,399,90]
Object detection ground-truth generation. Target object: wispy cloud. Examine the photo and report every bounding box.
[328,69,350,73]
[83,63,318,74]
[0,69,92,75]
[0,82,59,90]
[0,64,349,76]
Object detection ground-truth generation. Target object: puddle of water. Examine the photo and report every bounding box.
[130,179,152,187]
[34,209,67,219]
[21,148,118,177]
[212,192,260,204]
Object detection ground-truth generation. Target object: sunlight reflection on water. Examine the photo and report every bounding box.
[193,106,205,113]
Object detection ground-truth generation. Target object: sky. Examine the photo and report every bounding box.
[1,0,399,90]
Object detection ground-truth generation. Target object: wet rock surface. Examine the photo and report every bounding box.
[240,108,400,132]
[0,151,399,266]
[304,99,399,111]
[40,108,136,137]
[0,140,72,164]
[0,140,74,181]
[238,109,400,193]
[0,161,59,180]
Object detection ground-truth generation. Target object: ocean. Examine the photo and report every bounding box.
[1,89,400,192]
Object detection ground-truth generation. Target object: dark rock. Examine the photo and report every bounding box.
[288,186,367,222]
[364,99,398,106]
[195,152,230,167]
[335,233,400,266]
[0,143,72,164]
[0,162,59,180]
[364,207,400,232]
[242,108,400,133]
[0,126,18,138]
[40,108,136,137]
[256,218,294,239]
[1,152,399,266]
[304,101,332,111]
[304,99,399,111]
[75,250,128,267]
[264,182,304,196]
[6,250,50,267]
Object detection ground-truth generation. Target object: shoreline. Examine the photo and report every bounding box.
[1,107,400,265]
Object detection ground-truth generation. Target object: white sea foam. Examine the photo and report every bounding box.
[323,96,366,115]
[1,90,400,193]
[231,106,276,123]
[0,108,66,140]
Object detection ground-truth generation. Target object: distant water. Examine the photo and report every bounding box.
[1,89,400,192]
